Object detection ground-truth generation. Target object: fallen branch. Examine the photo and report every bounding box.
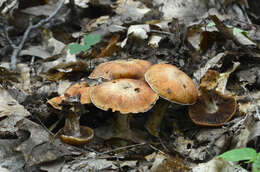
[1,0,65,70]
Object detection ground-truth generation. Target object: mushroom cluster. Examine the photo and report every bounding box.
[88,60,198,139]
[88,59,157,141]
[48,59,216,144]
[47,59,155,144]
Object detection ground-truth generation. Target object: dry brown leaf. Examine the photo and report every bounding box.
[98,34,120,58]
[45,61,89,82]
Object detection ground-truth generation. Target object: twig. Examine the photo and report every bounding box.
[2,25,15,46]
[149,144,167,156]
[158,137,170,153]
[29,56,36,76]
[2,0,65,70]
[97,142,146,156]
[31,113,55,137]
[150,29,174,36]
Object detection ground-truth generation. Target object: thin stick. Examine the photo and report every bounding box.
[97,142,146,156]
[1,0,65,70]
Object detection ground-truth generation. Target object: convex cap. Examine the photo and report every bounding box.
[89,59,152,80]
[47,82,91,110]
[63,82,91,104]
[144,64,198,105]
[90,79,158,114]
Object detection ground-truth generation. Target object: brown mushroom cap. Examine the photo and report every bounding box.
[188,91,237,126]
[90,79,158,114]
[47,96,64,110]
[47,82,91,110]
[60,126,94,146]
[64,82,91,104]
[89,59,152,80]
[144,64,198,105]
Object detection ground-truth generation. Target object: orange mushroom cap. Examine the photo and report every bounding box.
[90,79,158,114]
[47,82,91,110]
[144,64,198,105]
[188,91,237,126]
[89,59,152,81]
[64,82,91,104]
[47,96,64,110]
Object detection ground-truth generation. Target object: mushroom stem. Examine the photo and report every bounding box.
[62,103,83,137]
[145,99,170,137]
[63,111,81,136]
[113,112,147,143]
[115,112,130,133]
[200,88,218,113]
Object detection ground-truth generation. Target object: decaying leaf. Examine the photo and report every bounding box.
[148,35,162,48]
[65,0,89,8]
[193,52,226,82]
[199,31,223,53]
[236,67,260,86]
[0,0,18,15]
[98,34,120,58]
[21,2,68,19]
[154,0,208,22]
[121,24,150,47]
[0,66,19,85]
[84,16,109,32]
[238,91,260,115]
[14,118,69,166]
[148,152,189,172]
[115,0,150,22]
[199,61,240,94]
[0,87,30,119]
[61,153,117,171]
[215,62,240,94]
[45,61,89,81]
[192,157,247,172]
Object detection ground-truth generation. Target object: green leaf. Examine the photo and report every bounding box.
[219,148,257,162]
[233,27,244,36]
[68,34,101,54]
[83,34,101,47]
[253,154,260,172]
[207,22,215,27]
[68,43,87,54]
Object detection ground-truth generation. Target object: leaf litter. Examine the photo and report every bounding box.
[1,0,260,171]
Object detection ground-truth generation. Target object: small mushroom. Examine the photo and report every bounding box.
[188,90,237,126]
[144,64,198,137]
[90,79,158,141]
[188,69,237,126]
[47,96,63,111]
[47,82,91,109]
[63,82,91,104]
[47,82,93,146]
[89,59,152,81]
